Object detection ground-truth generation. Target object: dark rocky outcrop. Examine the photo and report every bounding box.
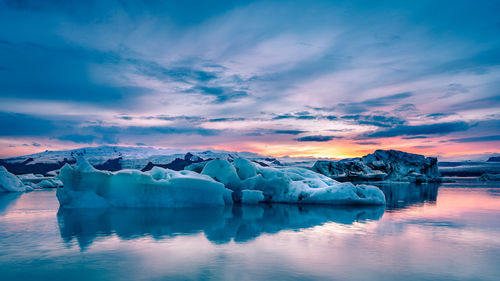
[94,158,122,172]
[141,153,207,172]
[0,158,75,175]
[0,157,123,175]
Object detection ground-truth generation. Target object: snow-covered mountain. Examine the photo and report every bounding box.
[0,146,282,175]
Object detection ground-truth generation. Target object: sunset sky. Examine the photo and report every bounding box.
[1,0,499,160]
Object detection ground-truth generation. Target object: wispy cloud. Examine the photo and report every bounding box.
[361,121,470,138]
[449,135,500,143]
[1,0,499,157]
[295,135,340,142]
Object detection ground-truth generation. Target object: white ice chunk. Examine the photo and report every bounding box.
[0,166,28,192]
[241,190,264,204]
[17,173,62,189]
[57,158,233,208]
[201,159,385,205]
[36,178,63,188]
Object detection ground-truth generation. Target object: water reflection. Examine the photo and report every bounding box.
[2,183,500,281]
[57,204,385,250]
[0,192,22,215]
[377,183,439,210]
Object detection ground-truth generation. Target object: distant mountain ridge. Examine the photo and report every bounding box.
[2,146,497,179]
[0,146,277,175]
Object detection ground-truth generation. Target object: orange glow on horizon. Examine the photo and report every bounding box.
[0,137,498,160]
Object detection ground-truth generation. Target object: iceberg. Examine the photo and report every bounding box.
[478,173,500,181]
[17,173,63,189]
[35,178,64,189]
[0,166,28,192]
[57,157,385,208]
[57,158,233,208]
[200,158,385,205]
[439,161,500,177]
[314,150,441,183]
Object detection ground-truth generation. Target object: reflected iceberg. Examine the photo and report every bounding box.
[0,192,22,215]
[377,183,439,209]
[57,204,385,250]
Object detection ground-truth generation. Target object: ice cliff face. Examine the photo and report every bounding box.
[57,157,385,208]
[313,150,441,183]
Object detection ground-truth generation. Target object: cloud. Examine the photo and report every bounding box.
[451,95,500,111]
[130,59,219,84]
[272,113,317,120]
[56,134,98,144]
[0,40,150,106]
[0,112,55,136]
[359,92,413,107]
[207,117,246,122]
[426,113,456,120]
[395,103,418,113]
[188,86,248,103]
[272,113,337,121]
[294,135,340,142]
[402,136,428,139]
[1,1,500,156]
[273,130,306,135]
[153,115,204,122]
[413,145,436,149]
[356,141,380,145]
[341,114,406,128]
[441,83,469,98]
[95,125,221,138]
[361,121,470,138]
[336,92,413,113]
[449,135,500,143]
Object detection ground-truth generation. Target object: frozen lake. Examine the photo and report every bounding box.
[1,178,499,281]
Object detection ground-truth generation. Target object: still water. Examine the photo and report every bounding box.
[1,178,499,281]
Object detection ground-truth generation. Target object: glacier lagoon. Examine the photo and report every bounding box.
[1,178,499,281]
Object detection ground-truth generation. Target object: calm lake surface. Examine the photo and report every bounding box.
[1,178,499,281]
